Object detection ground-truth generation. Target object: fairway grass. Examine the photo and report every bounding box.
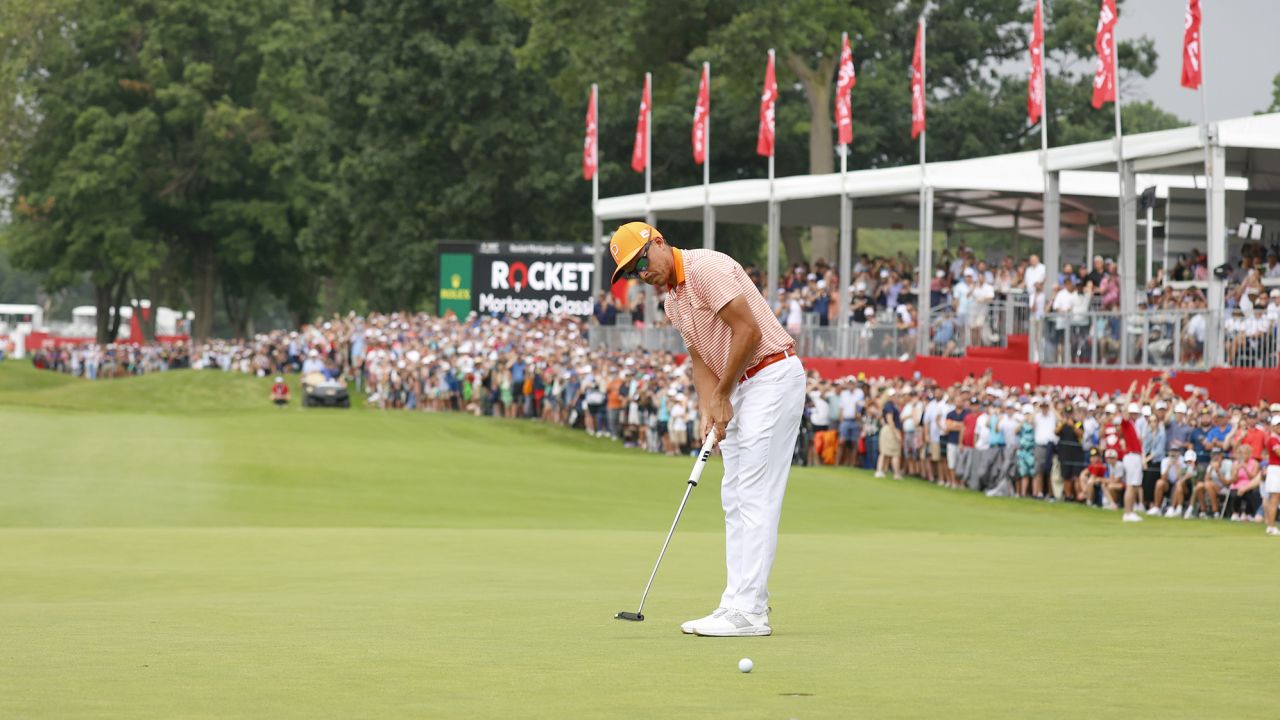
[1,363,1277,719]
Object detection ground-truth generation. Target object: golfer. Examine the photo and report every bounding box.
[609,222,804,637]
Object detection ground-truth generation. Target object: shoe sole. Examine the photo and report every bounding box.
[692,627,772,637]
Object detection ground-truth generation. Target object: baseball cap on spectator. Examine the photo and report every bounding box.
[608,222,658,284]
[1104,403,1117,414]
[1272,415,1280,426]
[1141,406,1152,417]
[1270,403,1280,413]
[1183,449,1197,463]
[1127,402,1140,414]
[1174,402,1188,414]
[1155,401,1167,410]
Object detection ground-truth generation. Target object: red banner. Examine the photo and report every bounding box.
[1181,0,1202,90]
[1028,0,1045,124]
[630,75,650,173]
[835,35,856,146]
[583,85,598,180]
[911,21,925,139]
[692,64,709,165]
[1091,0,1118,109]
[756,51,777,158]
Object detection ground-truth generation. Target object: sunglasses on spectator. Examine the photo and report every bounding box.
[621,241,653,279]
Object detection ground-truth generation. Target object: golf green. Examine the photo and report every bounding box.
[1,363,1276,719]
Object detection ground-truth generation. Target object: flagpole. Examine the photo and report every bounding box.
[1038,0,1048,167]
[703,62,714,251]
[644,71,652,220]
[1112,15,1128,319]
[643,71,655,328]
[1198,6,1212,288]
[766,49,778,310]
[838,31,852,356]
[590,83,602,299]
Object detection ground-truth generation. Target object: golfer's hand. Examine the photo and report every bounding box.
[708,391,733,442]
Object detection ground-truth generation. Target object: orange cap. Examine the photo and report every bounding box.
[608,222,659,285]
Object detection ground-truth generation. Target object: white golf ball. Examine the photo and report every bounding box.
[738,657,753,673]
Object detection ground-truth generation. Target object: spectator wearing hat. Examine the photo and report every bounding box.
[1152,449,1199,517]
[271,376,289,406]
[1189,447,1231,518]
[1031,398,1058,499]
[876,389,903,479]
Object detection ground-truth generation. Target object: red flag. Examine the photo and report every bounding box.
[911,21,925,139]
[1028,0,1045,125]
[756,51,777,158]
[835,35,856,146]
[692,64,710,165]
[1091,0,1118,109]
[630,75,650,173]
[1181,0,1202,90]
[583,85,598,180]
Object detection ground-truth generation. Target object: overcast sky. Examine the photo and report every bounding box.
[1120,0,1280,121]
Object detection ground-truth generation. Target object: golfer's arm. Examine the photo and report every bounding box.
[714,295,763,398]
[687,347,720,415]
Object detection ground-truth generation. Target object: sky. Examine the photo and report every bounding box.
[1120,0,1280,121]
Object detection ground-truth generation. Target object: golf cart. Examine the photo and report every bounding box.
[302,371,350,408]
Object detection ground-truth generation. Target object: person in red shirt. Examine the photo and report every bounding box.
[1263,416,1280,536]
[271,376,290,407]
[960,397,981,487]
[1116,401,1146,522]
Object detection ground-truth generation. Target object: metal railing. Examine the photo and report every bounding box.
[1037,309,1213,370]
[590,322,915,360]
[929,299,1023,357]
[1223,309,1280,369]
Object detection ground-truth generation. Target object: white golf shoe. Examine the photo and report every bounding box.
[1122,512,1144,523]
[681,608,727,634]
[692,609,772,637]
[1266,526,1280,537]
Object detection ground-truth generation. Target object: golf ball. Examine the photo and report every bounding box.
[738,658,753,673]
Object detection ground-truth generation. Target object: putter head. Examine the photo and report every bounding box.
[614,611,644,622]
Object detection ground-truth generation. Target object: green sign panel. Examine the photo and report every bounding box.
[438,253,473,318]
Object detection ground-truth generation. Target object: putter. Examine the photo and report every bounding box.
[615,432,719,622]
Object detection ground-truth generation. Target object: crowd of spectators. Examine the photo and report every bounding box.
[28,343,191,377]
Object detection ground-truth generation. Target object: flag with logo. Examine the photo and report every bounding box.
[1028,0,1045,124]
[836,35,856,146]
[1181,0,1202,90]
[1091,0,1118,109]
[756,51,777,157]
[583,85,598,180]
[692,64,710,164]
[630,75,650,173]
[911,21,926,139]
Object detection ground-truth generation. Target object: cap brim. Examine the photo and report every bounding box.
[609,245,646,285]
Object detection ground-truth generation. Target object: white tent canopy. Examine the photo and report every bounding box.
[591,113,1280,365]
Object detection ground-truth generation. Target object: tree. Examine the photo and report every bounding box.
[1270,72,1280,113]
[4,2,162,343]
[512,0,1175,269]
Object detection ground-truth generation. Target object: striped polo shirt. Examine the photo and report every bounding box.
[664,247,794,380]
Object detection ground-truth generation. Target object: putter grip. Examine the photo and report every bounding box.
[686,433,718,487]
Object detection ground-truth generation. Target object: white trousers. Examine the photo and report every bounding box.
[717,355,806,615]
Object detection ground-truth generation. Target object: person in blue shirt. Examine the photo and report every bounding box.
[1204,410,1233,456]
[1188,409,1213,465]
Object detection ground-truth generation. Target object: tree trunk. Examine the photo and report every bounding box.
[191,235,217,340]
[222,278,256,340]
[108,272,129,342]
[93,282,113,345]
[785,52,838,266]
[781,226,805,269]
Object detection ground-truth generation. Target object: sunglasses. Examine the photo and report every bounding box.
[621,241,653,280]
